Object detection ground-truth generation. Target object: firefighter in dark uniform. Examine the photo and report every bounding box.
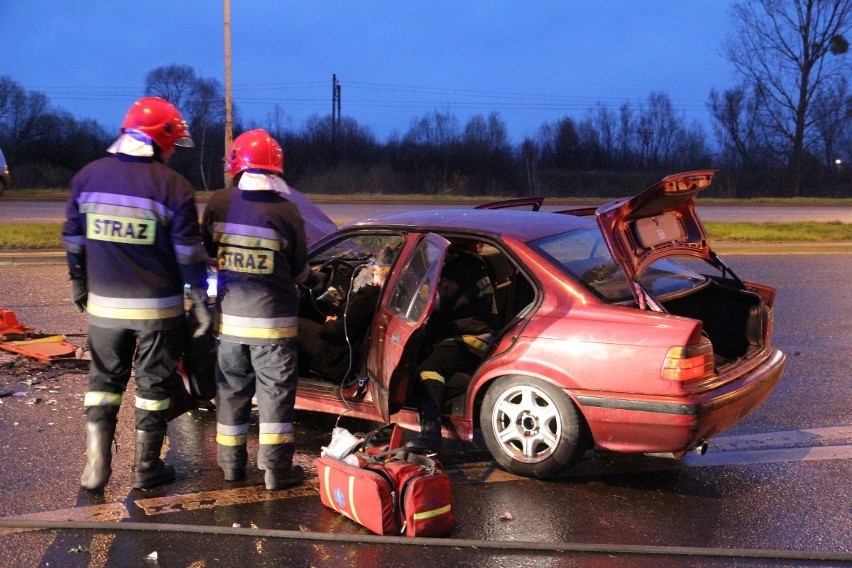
[64,97,211,491]
[201,129,322,490]
[408,241,496,450]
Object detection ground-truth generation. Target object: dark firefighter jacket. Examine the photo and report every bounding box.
[62,154,209,330]
[201,187,310,345]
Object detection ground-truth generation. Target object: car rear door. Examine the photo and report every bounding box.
[366,233,450,421]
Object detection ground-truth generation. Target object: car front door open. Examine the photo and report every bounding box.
[366,233,449,421]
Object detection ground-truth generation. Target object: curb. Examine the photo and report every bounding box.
[0,251,69,266]
[2,242,852,267]
[712,241,852,255]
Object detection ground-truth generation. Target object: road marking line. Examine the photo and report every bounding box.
[708,425,852,451]
[690,444,852,467]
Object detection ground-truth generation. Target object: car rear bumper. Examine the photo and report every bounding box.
[574,348,786,455]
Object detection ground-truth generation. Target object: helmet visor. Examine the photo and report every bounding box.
[174,133,195,148]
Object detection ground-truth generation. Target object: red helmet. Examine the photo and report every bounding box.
[226,129,284,175]
[121,97,194,152]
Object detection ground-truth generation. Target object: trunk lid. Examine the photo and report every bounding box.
[595,170,716,287]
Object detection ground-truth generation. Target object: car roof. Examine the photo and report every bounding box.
[346,207,592,242]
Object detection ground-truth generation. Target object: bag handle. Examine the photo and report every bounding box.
[365,447,437,473]
[359,422,403,452]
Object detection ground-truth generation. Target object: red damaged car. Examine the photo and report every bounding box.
[225,171,787,478]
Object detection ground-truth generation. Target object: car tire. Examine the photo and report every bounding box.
[480,375,585,478]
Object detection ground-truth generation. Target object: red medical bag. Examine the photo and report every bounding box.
[316,424,454,537]
[316,454,398,535]
[370,450,454,537]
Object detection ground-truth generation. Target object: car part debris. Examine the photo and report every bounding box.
[0,335,79,362]
[0,309,86,362]
[0,309,34,339]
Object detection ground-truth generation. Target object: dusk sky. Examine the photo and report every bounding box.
[1,1,736,143]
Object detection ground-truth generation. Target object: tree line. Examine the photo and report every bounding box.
[2,1,849,199]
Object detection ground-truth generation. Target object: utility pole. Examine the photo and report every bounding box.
[224,0,233,188]
[331,74,341,146]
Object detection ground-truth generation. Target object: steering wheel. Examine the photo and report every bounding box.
[321,258,355,281]
[307,258,357,316]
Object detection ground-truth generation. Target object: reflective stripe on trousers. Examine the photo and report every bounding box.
[217,313,298,341]
[216,339,299,470]
[85,325,181,431]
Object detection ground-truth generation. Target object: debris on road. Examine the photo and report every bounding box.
[0,314,89,402]
[0,309,34,338]
[0,308,87,362]
[1,334,79,361]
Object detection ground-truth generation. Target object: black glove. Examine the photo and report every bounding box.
[187,289,212,338]
[71,278,88,313]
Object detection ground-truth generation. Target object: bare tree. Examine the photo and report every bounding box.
[145,65,225,190]
[404,110,460,146]
[725,0,852,195]
[616,102,636,167]
[536,118,580,168]
[590,103,618,167]
[262,104,295,141]
[402,111,461,193]
[519,138,539,196]
[636,92,682,168]
[188,77,226,190]
[709,86,765,168]
[144,65,198,111]
[0,76,50,151]
[812,77,852,166]
[462,112,511,155]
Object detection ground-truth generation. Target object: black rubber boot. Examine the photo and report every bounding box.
[407,400,443,451]
[220,444,248,482]
[223,465,246,482]
[132,430,175,489]
[264,464,305,491]
[80,422,116,491]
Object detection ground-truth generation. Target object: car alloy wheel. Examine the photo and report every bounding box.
[480,375,584,478]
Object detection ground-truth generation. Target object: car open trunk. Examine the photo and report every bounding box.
[594,170,774,370]
[659,276,768,368]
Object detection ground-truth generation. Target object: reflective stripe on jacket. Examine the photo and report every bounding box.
[201,185,309,345]
[61,154,208,331]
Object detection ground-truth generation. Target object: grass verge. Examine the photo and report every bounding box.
[1,221,850,250]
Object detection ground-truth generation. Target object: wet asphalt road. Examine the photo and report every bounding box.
[0,256,850,567]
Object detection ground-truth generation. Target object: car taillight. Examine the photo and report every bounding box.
[661,337,714,381]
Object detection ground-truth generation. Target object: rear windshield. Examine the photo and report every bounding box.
[529,227,707,303]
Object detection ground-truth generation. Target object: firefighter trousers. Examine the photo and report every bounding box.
[417,335,490,409]
[84,325,181,432]
[215,339,299,471]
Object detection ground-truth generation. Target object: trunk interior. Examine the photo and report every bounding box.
[660,277,766,368]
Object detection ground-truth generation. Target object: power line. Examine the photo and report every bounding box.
[27,78,710,110]
[25,78,714,129]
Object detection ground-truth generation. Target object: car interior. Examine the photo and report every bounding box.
[297,232,537,415]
